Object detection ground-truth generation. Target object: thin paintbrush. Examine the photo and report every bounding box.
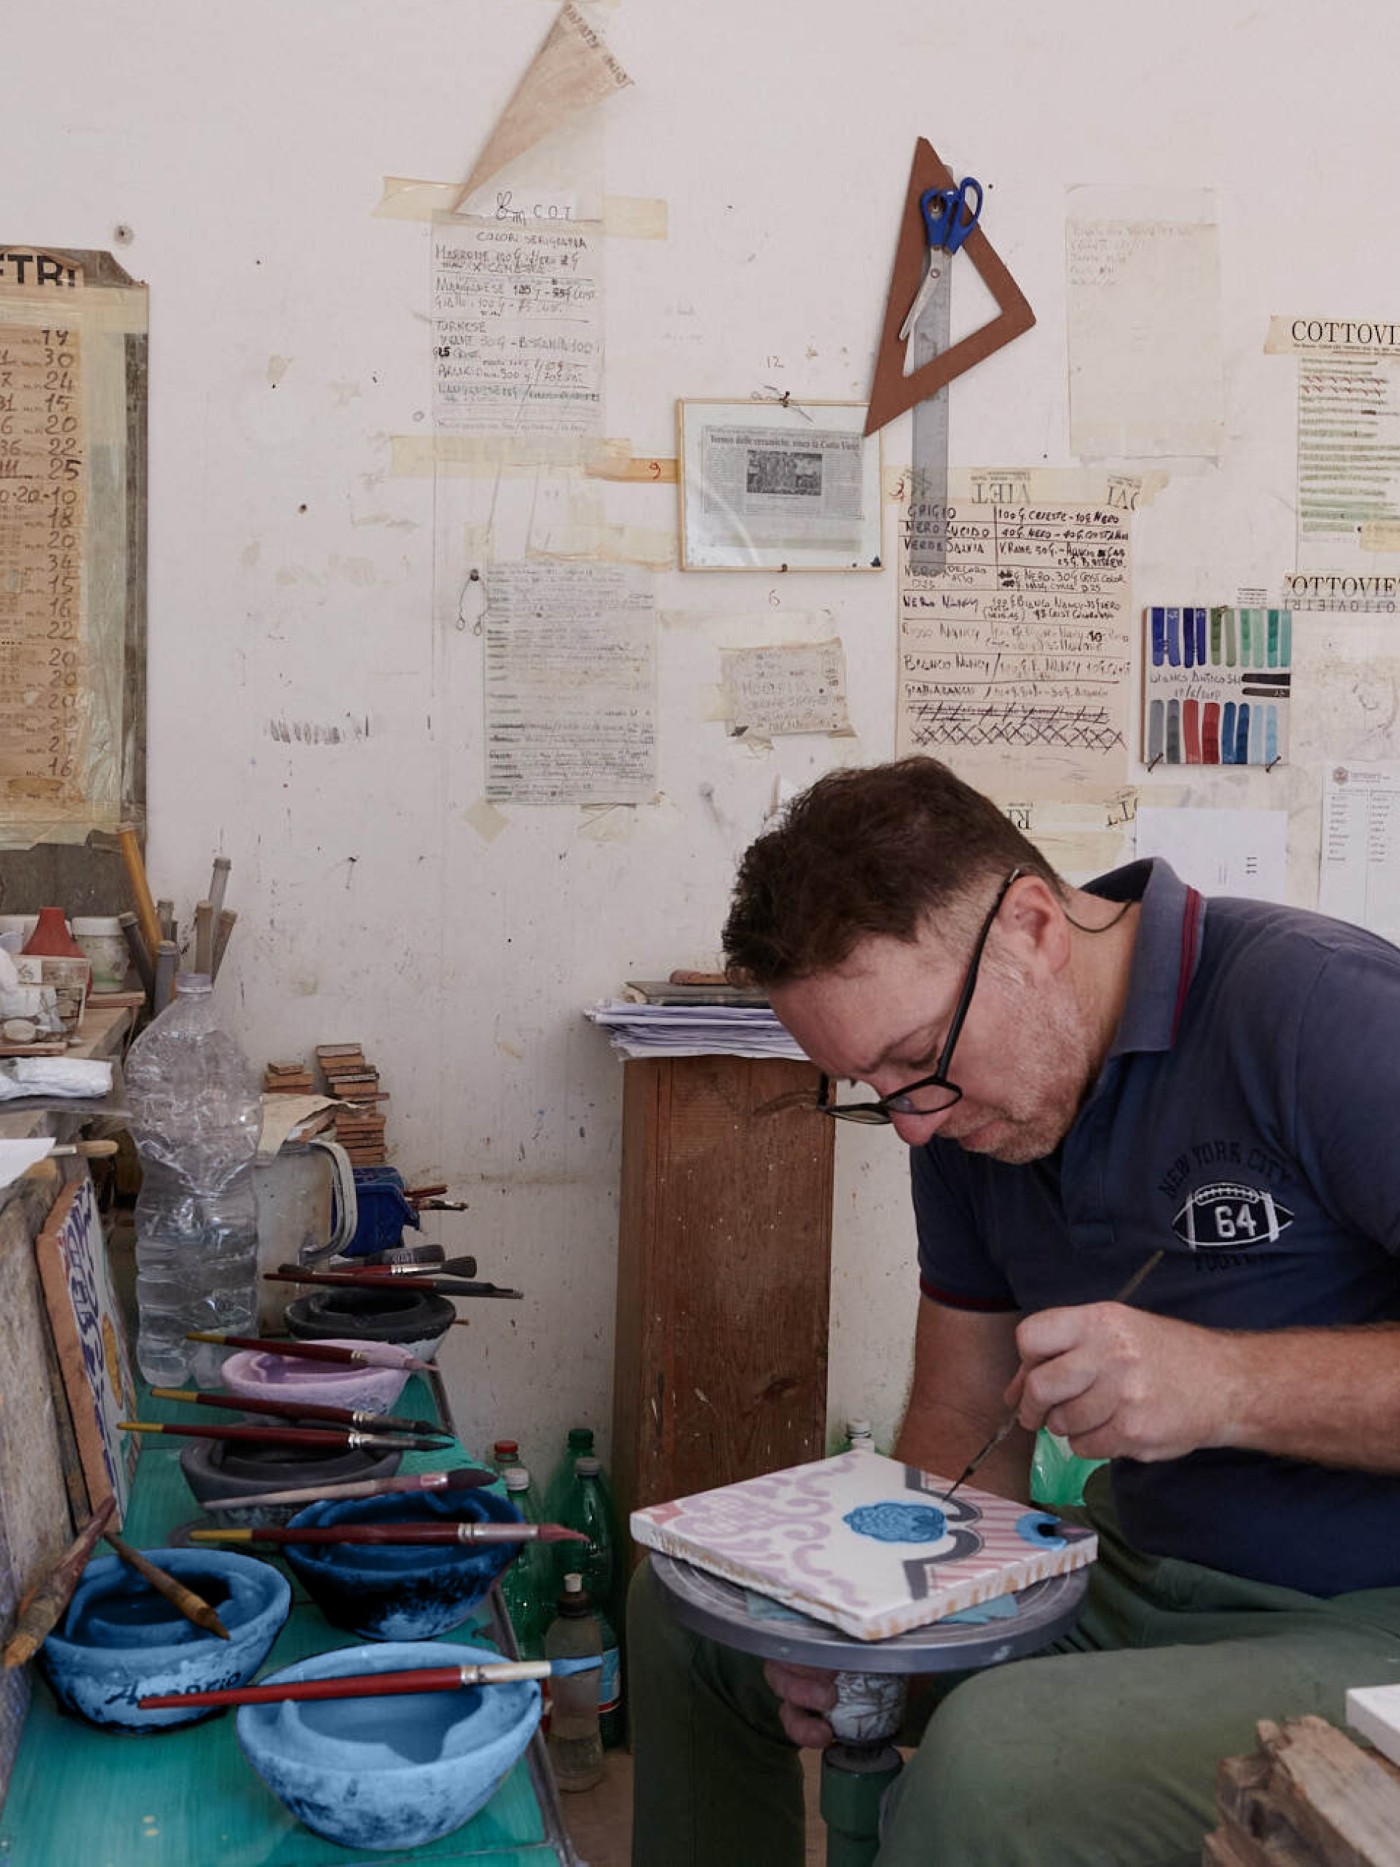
[118,1420,445,1454]
[139,1654,600,1711]
[266,1267,523,1300]
[199,1464,495,1513]
[104,1532,230,1640]
[185,1331,431,1373]
[2,1499,115,1668]
[941,1248,1166,1505]
[191,1522,587,1548]
[149,1387,449,1439]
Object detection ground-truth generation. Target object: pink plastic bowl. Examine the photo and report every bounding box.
[220,1338,413,1416]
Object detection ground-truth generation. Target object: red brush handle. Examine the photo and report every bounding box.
[141,1665,474,1709]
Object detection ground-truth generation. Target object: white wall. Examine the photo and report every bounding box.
[16,0,1398,1466]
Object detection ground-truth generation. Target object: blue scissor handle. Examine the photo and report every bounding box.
[920,177,983,254]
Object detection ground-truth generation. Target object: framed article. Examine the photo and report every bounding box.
[677,400,882,572]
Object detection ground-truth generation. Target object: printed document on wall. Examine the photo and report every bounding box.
[1319,762,1400,945]
[895,482,1133,800]
[432,220,603,436]
[1066,188,1223,460]
[484,562,655,805]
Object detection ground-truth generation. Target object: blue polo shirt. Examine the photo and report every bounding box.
[913,858,1400,1595]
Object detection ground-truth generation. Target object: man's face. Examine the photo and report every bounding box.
[769,917,1097,1164]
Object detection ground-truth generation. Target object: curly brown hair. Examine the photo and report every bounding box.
[723,758,1063,985]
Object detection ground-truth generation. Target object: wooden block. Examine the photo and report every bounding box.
[1207,1715,1400,1867]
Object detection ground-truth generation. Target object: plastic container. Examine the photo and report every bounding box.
[70,916,128,992]
[543,1575,603,1792]
[498,1466,548,1660]
[124,972,260,1387]
[542,1426,596,1529]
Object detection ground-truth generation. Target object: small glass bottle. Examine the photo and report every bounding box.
[492,1438,522,1477]
[543,1573,604,1793]
[846,1418,876,1453]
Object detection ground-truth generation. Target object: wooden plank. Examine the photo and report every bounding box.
[1208,1716,1400,1867]
[611,1055,834,1552]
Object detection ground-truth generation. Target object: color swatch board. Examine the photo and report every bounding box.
[1143,606,1292,767]
[631,1450,1096,1642]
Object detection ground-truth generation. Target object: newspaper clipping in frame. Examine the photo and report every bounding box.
[701,424,864,552]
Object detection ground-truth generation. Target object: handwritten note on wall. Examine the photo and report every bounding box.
[719,641,851,739]
[484,561,655,805]
[432,222,603,437]
[895,496,1132,799]
[0,316,85,807]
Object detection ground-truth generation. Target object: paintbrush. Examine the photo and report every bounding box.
[941,1248,1166,1505]
[118,1421,445,1454]
[199,1464,495,1513]
[266,1267,523,1300]
[185,1331,432,1372]
[2,1498,116,1668]
[104,1532,230,1640]
[149,1387,449,1438]
[139,1653,600,1711]
[191,1522,587,1548]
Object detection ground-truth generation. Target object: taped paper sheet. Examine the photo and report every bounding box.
[432,221,603,437]
[894,476,1132,800]
[1265,316,1400,571]
[452,1,632,212]
[1066,188,1223,460]
[484,561,655,805]
[1319,762,1400,943]
[1135,805,1288,903]
[718,641,852,741]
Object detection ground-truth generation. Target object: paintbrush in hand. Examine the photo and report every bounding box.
[941,1248,1165,1505]
[105,1533,230,1640]
[118,1420,446,1454]
[2,1499,115,1668]
[149,1387,449,1438]
[139,1654,600,1711]
[185,1331,431,1372]
[199,1464,495,1513]
[191,1522,587,1548]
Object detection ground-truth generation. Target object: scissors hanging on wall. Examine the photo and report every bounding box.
[898,176,984,343]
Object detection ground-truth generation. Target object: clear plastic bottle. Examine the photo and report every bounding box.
[556,1455,623,1747]
[498,1465,548,1660]
[543,1573,604,1793]
[124,972,260,1387]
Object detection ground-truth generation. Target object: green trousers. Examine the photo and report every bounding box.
[628,1473,1400,1866]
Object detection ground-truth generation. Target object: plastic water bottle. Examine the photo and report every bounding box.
[498,1466,548,1659]
[124,972,260,1387]
[543,1574,604,1793]
[556,1455,623,1747]
[542,1425,596,1525]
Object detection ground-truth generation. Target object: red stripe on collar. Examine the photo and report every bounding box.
[1172,886,1203,1044]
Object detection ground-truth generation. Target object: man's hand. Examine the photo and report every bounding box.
[763,1660,836,1748]
[1010,1303,1242,1463]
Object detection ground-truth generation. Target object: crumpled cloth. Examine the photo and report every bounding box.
[0,1058,113,1101]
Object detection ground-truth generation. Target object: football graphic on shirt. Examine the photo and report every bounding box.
[1172,1182,1293,1249]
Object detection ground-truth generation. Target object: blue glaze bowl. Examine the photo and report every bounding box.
[283,1488,522,1640]
[39,1549,291,1731]
[236,1638,540,1850]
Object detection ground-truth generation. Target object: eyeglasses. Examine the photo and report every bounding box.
[815,868,1023,1125]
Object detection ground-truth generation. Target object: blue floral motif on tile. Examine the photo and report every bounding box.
[843,1502,948,1544]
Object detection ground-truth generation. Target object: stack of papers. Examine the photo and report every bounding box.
[584,1000,807,1061]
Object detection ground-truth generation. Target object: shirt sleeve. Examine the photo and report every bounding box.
[911,1141,1018,1310]
[1291,942,1400,1257]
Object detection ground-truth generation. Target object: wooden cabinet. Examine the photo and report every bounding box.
[611,1055,835,1542]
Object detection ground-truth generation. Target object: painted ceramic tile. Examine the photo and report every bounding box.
[631,1451,1096,1641]
[34,1176,139,1521]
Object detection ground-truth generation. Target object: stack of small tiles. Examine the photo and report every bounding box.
[262,1059,316,1096]
[316,1043,389,1165]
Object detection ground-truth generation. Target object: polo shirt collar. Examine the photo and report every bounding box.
[1084,857,1204,1057]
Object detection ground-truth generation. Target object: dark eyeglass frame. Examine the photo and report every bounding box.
[815,867,1024,1125]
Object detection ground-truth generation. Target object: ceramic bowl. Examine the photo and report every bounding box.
[220,1339,412,1415]
[285,1288,455,1362]
[283,1487,523,1640]
[236,1638,540,1851]
[180,1436,403,1527]
[40,1549,291,1731]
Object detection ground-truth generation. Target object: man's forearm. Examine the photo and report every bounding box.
[894,1396,1035,1503]
[1212,1323,1400,1471]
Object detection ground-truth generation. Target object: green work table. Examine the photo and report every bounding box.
[0,1377,578,1865]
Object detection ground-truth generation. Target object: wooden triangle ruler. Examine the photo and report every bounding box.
[864,138,1035,437]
